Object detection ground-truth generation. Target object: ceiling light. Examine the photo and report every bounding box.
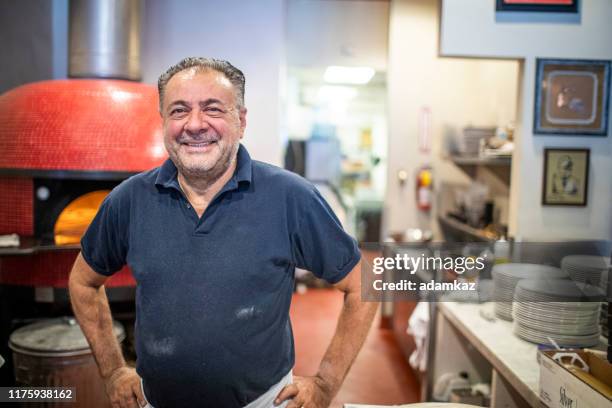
[324,66,375,85]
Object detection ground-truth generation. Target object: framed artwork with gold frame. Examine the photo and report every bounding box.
[542,148,589,206]
[534,59,610,136]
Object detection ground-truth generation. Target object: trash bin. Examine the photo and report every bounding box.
[9,317,125,408]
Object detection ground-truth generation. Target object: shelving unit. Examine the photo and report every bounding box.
[438,154,512,242]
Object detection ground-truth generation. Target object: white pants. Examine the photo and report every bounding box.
[140,370,293,408]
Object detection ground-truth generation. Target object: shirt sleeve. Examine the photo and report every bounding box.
[289,183,361,284]
[80,188,129,276]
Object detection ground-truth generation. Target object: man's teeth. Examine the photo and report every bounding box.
[187,141,216,147]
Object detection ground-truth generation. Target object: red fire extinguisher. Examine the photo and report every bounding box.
[416,166,433,212]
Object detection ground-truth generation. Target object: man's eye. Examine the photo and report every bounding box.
[170,108,186,116]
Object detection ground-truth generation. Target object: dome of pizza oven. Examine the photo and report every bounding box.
[0,79,166,173]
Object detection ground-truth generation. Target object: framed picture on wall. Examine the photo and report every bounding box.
[534,59,611,136]
[542,148,589,206]
[496,0,579,13]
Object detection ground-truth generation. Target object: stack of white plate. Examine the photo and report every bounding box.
[513,279,604,347]
[492,263,567,321]
[561,255,611,287]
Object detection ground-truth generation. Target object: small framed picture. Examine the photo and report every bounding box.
[496,0,579,13]
[542,148,589,206]
[534,58,611,136]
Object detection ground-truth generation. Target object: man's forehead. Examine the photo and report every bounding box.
[163,68,237,110]
[168,68,233,91]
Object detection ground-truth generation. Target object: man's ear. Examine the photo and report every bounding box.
[239,107,247,137]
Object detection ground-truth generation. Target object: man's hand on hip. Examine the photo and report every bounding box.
[274,375,333,408]
[104,366,147,408]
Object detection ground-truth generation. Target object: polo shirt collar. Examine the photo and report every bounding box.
[154,143,252,191]
[155,157,180,190]
[234,143,253,184]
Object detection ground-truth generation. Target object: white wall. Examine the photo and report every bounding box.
[385,0,518,236]
[141,0,286,166]
[441,0,612,240]
[286,0,389,71]
[441,0,611,60]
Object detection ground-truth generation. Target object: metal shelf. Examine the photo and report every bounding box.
[448,155,512,183]
[451,155,511,166]
[438,215,494,242]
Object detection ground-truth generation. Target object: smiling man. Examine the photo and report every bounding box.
[69,57,377,408]
[161,65,246,199]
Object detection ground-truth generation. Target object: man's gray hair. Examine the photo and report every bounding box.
[157,57,245,111]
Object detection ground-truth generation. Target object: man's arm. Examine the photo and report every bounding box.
[275,259,379,408]
[69,253,145,408]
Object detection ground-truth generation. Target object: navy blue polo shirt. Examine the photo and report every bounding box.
[80,144,360,408]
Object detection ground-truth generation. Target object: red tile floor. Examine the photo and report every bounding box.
[290,288,420,407]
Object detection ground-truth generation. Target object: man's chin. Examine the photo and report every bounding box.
[178,162,216,176]
[168,143,237,181]
[175,152,218,169]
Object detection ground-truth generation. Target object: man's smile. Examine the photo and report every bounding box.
[180,140,218,152]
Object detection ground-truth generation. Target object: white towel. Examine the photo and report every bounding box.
[407,301,429,372]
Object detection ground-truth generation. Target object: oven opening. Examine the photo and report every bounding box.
[54,190,110,245]
[35,178,121,246]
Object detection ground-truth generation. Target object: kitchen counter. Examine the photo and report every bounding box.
[432,302,606,407]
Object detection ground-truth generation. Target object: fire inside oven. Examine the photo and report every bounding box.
[55,190,110,245]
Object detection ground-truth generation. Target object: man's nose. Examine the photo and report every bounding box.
[184,110,209,135]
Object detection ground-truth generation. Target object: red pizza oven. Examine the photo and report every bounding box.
[0,0,162,388]
[0,79,164,288]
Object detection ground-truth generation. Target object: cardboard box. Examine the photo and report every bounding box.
[539,349,612,408]
[450,388,485,406]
